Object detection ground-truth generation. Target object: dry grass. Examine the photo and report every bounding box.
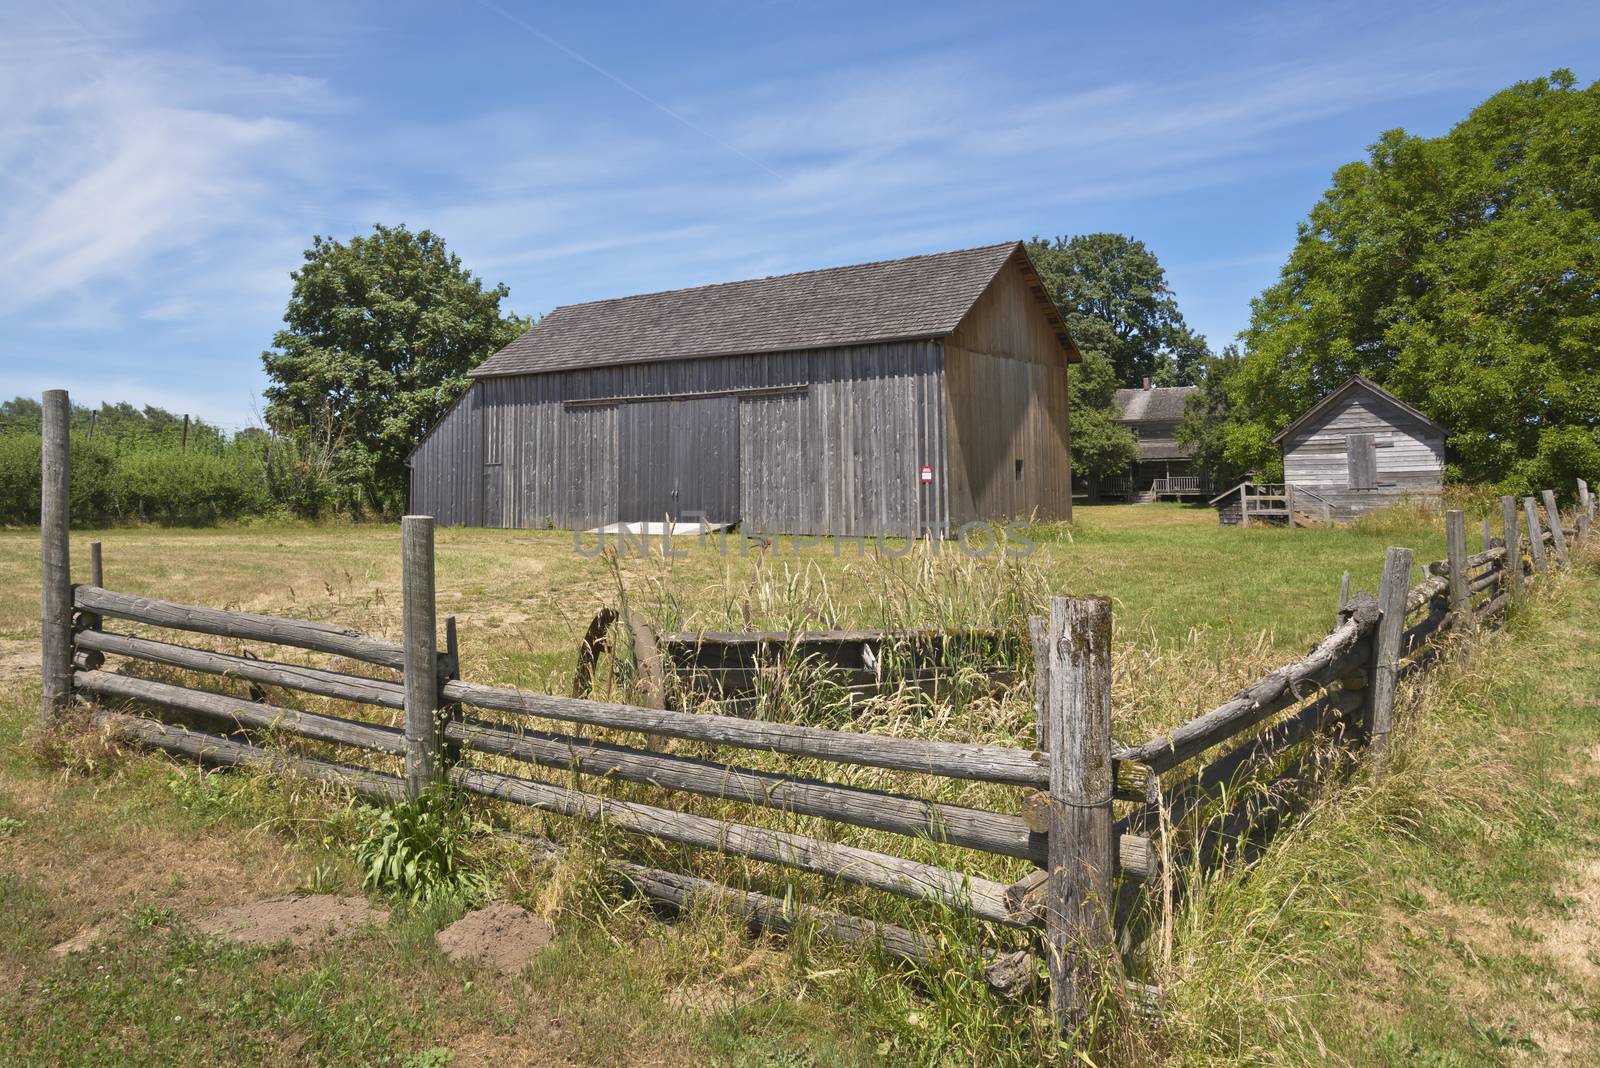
[14,501,1577,1066]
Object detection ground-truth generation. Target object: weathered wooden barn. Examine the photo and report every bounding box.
[1274,375,1445,518]
[408,242,1080,536]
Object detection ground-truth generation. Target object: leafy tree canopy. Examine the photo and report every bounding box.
[1224,70,1600,494]
[262,224,531,513]
[1026,233,1209,483]
[1027,233,1209,387]
[0,397,224,446]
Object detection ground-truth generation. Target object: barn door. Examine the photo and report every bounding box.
[1346,433,1376,490]
[618,396,740,524]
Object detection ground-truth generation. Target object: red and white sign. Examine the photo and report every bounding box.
[919,465,934,483]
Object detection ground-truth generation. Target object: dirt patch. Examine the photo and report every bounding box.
[50,925,106,956]
[195,894,388,947]
[0,639,36,683]
[436,901,554,975]
[1545,857,1600,980]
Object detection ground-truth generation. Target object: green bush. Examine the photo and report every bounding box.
[0,431,278,526]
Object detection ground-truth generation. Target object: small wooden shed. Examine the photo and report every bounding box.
[407,242,1080,537]
[1273,376,1445,519]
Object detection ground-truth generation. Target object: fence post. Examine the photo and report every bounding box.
[1028,614,1055,752]
[1540,490,1569,568]
[1481,516,1493,550]
[1500,496,1523,605]
[40,389,73,726]
[1523,497,1548,575]
[1445,510,1469,618]
[402,515,441,797]
[1042,595,1115,1035]
[1579,477,1592,522]
[1578,513,1591,549]
[1368,547,1412,777]
[1336,570,1351,620]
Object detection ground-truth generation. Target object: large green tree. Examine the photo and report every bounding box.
[262,224,530,513]
[1026,233,1209,482]
[1027,233,1209,387]
[1224,70,1600,493]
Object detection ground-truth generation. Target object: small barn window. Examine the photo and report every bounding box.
[1015,458,1025,482]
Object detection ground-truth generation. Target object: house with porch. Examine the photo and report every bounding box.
[1100,380,1206,502]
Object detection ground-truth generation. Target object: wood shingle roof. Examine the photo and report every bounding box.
[471,241,1077,377]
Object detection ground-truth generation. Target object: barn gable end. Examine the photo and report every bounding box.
[943,250,1073,526]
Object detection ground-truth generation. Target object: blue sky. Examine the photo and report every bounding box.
[2,1,1597,428]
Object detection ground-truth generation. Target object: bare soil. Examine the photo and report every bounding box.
[435,901,554,975]
[195,894,389,947]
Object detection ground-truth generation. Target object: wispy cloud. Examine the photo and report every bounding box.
[1,0,1592,425]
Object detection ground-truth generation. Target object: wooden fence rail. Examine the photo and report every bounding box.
[31,389,1592,1043]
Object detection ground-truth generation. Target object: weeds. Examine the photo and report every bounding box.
[354,788,493,905]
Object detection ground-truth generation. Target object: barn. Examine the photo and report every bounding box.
[1274,375,1446,519]
[407,242,1080,537]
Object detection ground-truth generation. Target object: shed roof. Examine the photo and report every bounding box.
[1112,385,1196,424]
[1271,375,1446,444]
[470,242,1079,378]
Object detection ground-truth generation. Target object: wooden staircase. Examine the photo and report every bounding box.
[1210,483,1335,527]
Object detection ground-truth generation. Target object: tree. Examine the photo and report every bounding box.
[262,224,531,513]
[1174,346,1261,488]
[1225,70,1600,493]
[1026,233,1209,387]
[1026,233,1208,486]
[1067,337,1140,484]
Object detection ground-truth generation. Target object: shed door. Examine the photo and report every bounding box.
[618,396,740,524]
[1346,433,1376,490]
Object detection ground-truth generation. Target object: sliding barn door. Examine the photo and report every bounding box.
[618,396,740,524]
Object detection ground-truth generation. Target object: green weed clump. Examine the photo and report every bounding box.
[354,788,493,904]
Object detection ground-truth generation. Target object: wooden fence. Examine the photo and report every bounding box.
[32,389,1597,1039]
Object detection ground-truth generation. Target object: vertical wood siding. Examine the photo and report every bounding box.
[1281,390,1445,517]
[943,255,1072,525]
[408,341,949,537]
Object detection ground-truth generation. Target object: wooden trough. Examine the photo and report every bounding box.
[572,610,1017,709]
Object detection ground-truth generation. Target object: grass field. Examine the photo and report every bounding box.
[4,503,1595,1066]
[0,504,1449,731]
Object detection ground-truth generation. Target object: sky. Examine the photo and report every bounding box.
[2,1,1597,429]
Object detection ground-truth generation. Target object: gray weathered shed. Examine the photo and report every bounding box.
[407,242,1080,536]
[1274,375,1446,518]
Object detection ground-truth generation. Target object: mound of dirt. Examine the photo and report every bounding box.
[196,894,388,947]
[436,901,554,975]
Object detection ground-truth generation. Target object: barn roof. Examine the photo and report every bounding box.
[1271,375,1445,444]
[1112,385,1196,424]
[470,241,1079,378]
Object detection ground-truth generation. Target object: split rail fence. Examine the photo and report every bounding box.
[33,389,1597,1038]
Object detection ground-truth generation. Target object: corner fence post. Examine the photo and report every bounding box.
[1500,496,1523,605]
[1445,510,1469,619]
[1042,595,1115,1036]
[1541,490,1570,568]
[40,389,72,725]
[1523,497,1548,576]
[402,515,441,797]
[1368,547,1412,778]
